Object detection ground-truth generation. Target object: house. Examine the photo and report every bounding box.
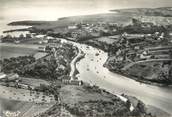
[68,25,78,29]
[142,50,148,56]
[134,46,140,50]
[62,79,83,86]
[42,40,48,44]
[59,75,70,81]
[38,46,46,52]
[56,64,66,71]
[26,33,32,38]
[0,35,3,42]
[116,56,124,61]
[35,34,45,39]
[0,73,7,79]
[0,73,21,82]
[139,51,151,59]
[7,73,20,81]
[62,79,71,84]
[48,43,58,48]
[0,35,3,39]
[70,80,83,86]
[18,83,34,90]
[71,32,79,38]
[169,32,172,36]
[116,49,122,56]
[14,40,20,44]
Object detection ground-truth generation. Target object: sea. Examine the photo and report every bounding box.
[0,3,111,59]
[0,2,111,36]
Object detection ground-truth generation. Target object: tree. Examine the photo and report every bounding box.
[126,100,131,109]
[169,50,172,59]
[169,66,172,82]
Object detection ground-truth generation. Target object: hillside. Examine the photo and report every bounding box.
[110,7,172,17]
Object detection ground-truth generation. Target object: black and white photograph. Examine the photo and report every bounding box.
[0,0,172,117]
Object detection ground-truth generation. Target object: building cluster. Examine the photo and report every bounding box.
[62,79,83,86]
[0,72,20,82]
[0,33,61,44]
[108,29,172,70]
[60,17,172,43]
[132,18,154,28]
[38,38,62,52]
[0,33,33,43]
[66,22,119,40]
[0,72,35,89]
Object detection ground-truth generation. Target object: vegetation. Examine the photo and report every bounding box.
[2,7,172,116]
[23,44,77,80]
[58,85,154,117]
[0,43,77,82]
[35,84,61,101]
[23,58,60,80]
[0,56,35,74]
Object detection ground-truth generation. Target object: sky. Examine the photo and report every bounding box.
[0,0,172,20]
[1,0,172,8]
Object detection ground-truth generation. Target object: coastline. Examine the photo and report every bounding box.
[107,68,172,87]
[82,41,172,87]
[1,7,172,115]
[3,28,30,33]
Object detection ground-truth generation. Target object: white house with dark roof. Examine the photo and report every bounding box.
[0,73,7,79]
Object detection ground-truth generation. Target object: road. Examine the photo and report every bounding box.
[122,58,172,70]
[69,48,84,80]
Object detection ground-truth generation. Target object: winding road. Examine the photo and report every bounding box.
[69,48,85,80]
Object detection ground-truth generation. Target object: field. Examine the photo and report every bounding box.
[0,84,56,117]
[21,77,50,87]
[93,37,117,44]
[60,85,113,105]
[34,52,48,60]
[0,97,54,117]
[0,43,38,60]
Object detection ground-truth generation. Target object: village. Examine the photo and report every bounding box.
[0,33,85,106]
[0,12,172,116]
[0,30,158,117]
[0,17,172,101]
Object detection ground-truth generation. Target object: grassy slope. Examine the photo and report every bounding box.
[59,85,170,117]
[110,7,172,16]
[0,44,38,60]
